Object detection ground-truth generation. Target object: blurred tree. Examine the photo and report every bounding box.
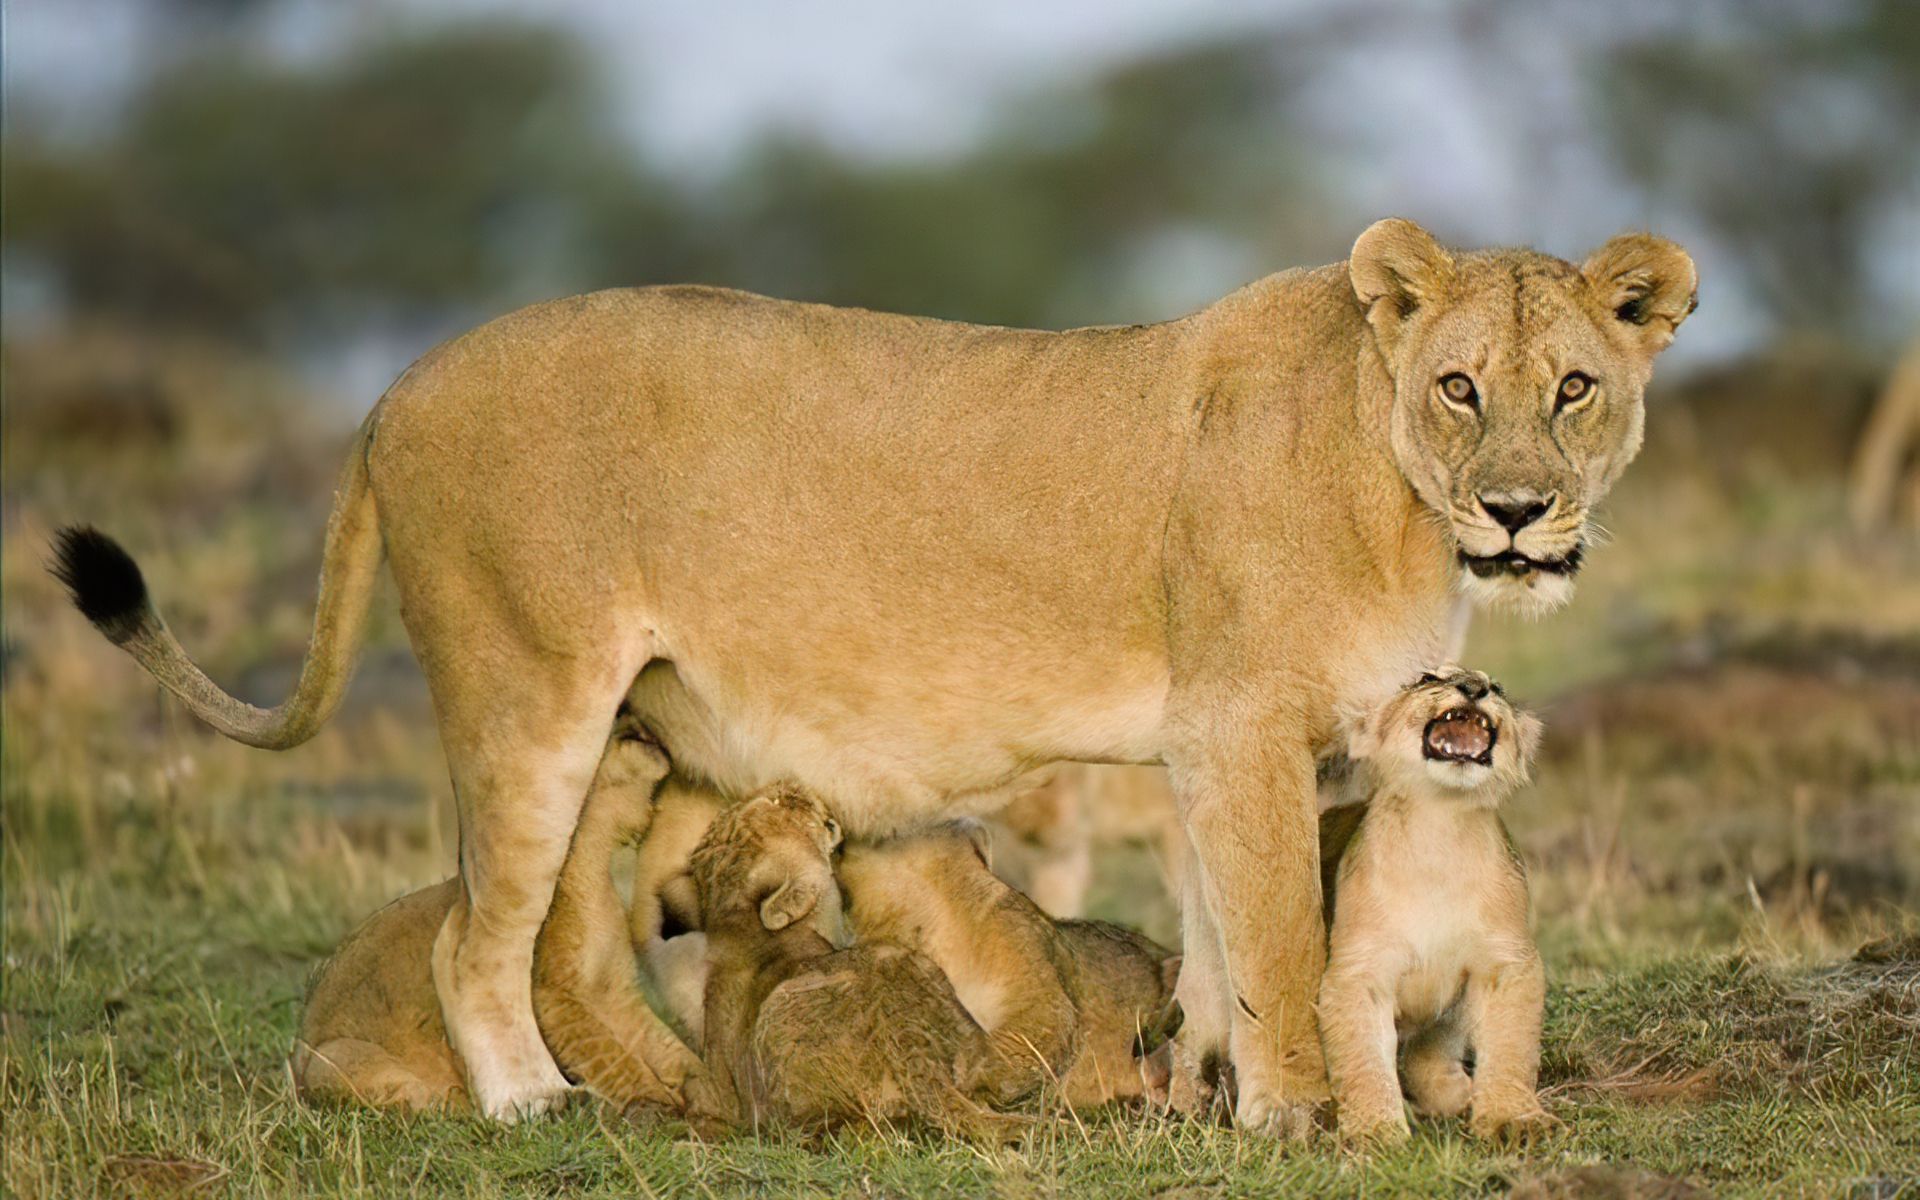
[5,22,685,340]
[706,40,1337,328]
[1594,0,1920,335]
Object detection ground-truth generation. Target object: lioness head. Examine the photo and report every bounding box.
[1349,666,1540,801]
[1351,218,1697,613]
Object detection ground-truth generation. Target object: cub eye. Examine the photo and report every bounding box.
[1556,372,1594,410]
[1418,672,1442,685]
[1439,373,1479,410]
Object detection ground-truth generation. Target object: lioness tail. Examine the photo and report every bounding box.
[50,415,384,750]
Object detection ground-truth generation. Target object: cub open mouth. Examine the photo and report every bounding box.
[1423,707,1496,765]
[1457,544,1584,580]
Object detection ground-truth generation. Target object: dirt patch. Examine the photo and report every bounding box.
[1544,645,1920,768]
[1543,947,1920,1106]
[1508,1165,1713,1200]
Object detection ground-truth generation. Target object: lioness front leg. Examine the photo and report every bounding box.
[1170,724,1329,1139]
[1464,954,1553,1143]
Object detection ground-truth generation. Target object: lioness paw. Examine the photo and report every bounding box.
[1234,1090,1319,1143]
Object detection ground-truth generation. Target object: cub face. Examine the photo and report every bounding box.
[689,782,850,947]
[1347,666,1540,802]
[1350,219,1697,614]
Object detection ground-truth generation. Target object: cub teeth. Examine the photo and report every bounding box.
[1422,706,1497,763]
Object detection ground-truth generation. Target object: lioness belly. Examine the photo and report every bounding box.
[626,656,1166,835]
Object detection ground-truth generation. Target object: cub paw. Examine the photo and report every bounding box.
[1163,1037,1227,1123]
[1407,1065,1473,1118]
[1469,1104,1559,1146]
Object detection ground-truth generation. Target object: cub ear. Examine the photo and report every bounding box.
[1581,233,1697,356]
[1343,704,1389,762]
[755,866,824,932]
[1508,711,1544,780]
[954,819,994,871]
[1350,218,1455,363]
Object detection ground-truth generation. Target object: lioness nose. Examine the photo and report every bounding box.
[1478,491,1553,533]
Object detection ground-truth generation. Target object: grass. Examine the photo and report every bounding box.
[4,329,1919,1196]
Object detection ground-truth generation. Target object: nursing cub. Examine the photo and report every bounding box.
[686,783,1023,1138]
[1317,667,1553,1144]
[838,824,1177,1110]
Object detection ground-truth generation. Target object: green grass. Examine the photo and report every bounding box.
[4,744,1915,1198]
[5,335,1919,1196]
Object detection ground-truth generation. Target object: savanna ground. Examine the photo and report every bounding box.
[3,329,1917,1198]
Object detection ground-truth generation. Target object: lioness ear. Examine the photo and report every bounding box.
[1581,233,1697,356]
[755,867,823,932]
[1350,218,1454,362]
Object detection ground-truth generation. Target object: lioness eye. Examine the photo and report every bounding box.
[1556,372,1593,409]
[1439,373,1478,409]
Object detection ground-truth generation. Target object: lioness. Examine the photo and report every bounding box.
[293,716,712,1118]
[53,218,1694,1127]
[1316,668,1549,1145]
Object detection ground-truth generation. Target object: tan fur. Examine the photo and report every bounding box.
[1849,338,1920,531]
[81,220,1692,1124]
[690,785,1021,1139]
[529,728,721,1122]
[1315,668,1552,1145]
[840,824,1177,1110]
[290,879,469,1112]
[626,774,725,1041]
[294,718,710,1118]
[989,764,1186,919]
[629,776,726,949]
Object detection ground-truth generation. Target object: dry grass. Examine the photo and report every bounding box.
[4,328,1917,1196]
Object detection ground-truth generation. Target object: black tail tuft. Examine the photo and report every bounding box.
[50,525,152,644]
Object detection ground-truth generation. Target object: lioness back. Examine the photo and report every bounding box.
[367,281,1248,823]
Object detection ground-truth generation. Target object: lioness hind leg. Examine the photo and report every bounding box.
[410,620,644,1120]
[293,1037,467,1113]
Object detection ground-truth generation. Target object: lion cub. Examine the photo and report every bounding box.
[838,823,1178,1110]
[690,784,1020,1138]
[1317,667,1552,1144]
[293,714,710,1118]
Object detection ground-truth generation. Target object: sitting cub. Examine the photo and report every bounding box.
[1317,667,1553,1144]
[292,714,711,1118]
[690,784,1021,1139]
[838,823,1178,1109]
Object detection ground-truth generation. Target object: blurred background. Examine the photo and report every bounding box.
[3,0,1919,1149]
[3,3,1917,1191]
